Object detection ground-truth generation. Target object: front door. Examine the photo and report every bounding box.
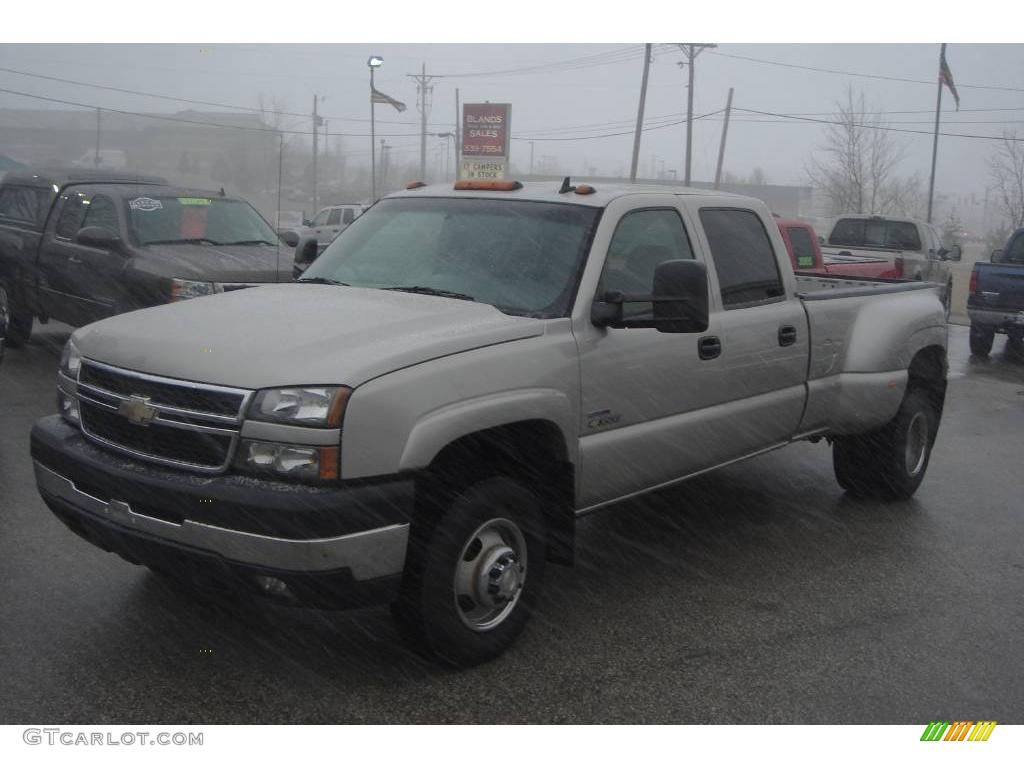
[576,200,732,509]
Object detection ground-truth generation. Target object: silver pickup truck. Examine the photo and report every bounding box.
[31,180,949,667]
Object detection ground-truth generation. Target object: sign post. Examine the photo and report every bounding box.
[459,103,511,180]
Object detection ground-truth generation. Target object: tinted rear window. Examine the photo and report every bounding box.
[829,218,921,251]
[0,184,52,228]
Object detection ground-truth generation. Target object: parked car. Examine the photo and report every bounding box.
[966,227,1024,356]
[31,180,948,667]
[820,214,960,316]
[0,169,295,345]
[776,218,898,279]
[298,203,367,250]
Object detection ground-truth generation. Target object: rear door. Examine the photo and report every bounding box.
[693,206,810,449]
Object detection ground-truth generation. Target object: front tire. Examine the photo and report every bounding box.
[0,280,32,348]
[969,323,995,357]
[391,476,547,667]
[833,388,937,501]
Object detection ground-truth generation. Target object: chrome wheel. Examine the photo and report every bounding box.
[453,517,527,632]
[905,411,928,476]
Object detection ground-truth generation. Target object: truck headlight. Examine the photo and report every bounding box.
[59,338,81,378]
[170,278,220,301]
[248,386,351,427]
[237,440,339,482]
[57,339,81,425]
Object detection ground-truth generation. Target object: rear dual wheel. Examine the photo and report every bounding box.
[833,388,937,501]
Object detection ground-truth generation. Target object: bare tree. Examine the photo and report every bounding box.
[989,130,1024,229]
[807,88,923,217]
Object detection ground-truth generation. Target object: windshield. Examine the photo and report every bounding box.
[302,197,600,317]
[126,195,279,246]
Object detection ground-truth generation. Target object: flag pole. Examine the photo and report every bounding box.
[926,43,946,224]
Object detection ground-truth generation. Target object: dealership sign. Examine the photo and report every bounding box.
[460,103,510,179]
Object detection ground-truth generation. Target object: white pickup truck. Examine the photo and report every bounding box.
[820,214,961,316]
[31,180,949,667]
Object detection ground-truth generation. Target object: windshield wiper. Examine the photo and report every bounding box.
[221,239,277,246]
[296,277,350,286]
[144,238,225,246]
[380,285,476,302]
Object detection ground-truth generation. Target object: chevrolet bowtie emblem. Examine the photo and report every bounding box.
[118,395,157,426]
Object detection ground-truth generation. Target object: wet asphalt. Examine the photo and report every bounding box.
[0,322,1022,724]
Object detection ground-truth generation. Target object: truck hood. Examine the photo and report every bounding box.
[73,284,545,390]
[133,242,294,283]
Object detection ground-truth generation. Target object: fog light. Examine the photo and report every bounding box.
[58,392,80,424]
[255,576,293,598]
[238,439,338,481]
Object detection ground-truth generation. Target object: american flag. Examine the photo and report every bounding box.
[371,87,407,113]
[939,45,960,111]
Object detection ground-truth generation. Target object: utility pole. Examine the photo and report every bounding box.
[630,43,652,183]
[312,95,322,214]
[529,141,535,175]
[678,43,717,186]
[926,43,947,224]
[714,87,734,189]
[408,63,437,181]
[94,108,101,167]
[455,87,460,181]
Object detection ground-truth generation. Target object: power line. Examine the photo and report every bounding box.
[734,106,1024,141]
[0,85,422,137]
[513,109,725,142]
[708,50,1024,93]
[0,64,433,127]
[432,45,644,78]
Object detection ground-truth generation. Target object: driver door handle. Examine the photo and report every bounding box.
[778,325,798,347]
[698,336,722,360]
[68,256,83,264]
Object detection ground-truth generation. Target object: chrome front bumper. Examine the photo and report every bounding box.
[34,461,409,580]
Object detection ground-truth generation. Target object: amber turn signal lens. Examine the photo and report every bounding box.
[326,387,352,428]
[318,446,340,481]
[454,180,523,191]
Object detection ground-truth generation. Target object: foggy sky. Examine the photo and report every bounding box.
[1,42,1022,200]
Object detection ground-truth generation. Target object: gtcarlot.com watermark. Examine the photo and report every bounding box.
[23,728,203,747]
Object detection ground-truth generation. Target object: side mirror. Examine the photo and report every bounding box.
[817,235,824,245]
[991,249,1003,262]
[74,226,123,252]
[590,260,709,334]
[948,244,962,262]
[280,230,300,248]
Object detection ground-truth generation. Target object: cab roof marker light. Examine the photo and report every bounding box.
[406,181,427,189]
[453,180,522,191]
[575,184,596,195]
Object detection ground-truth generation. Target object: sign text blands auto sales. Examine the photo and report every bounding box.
[462,103,510,158]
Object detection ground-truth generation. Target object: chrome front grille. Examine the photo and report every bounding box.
[76,360,251,473]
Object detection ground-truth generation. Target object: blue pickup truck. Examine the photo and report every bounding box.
[968,228,1024,356]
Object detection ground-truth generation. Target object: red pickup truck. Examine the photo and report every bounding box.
[776,219,897,279]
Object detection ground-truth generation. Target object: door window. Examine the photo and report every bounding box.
[53,193,88,240]
[327,209,342,226]
[81,194,119,235]
[700,208,785,308]
[311,209,329,226]
[786,225,817,269]
[342,208,356,225]
[0,185,51,228]
[599,208,694,318]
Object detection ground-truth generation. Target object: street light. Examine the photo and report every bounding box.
[368,55,383,200]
